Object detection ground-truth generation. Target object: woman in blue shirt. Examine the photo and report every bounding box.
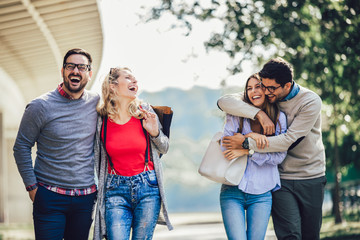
[220,73,287,240]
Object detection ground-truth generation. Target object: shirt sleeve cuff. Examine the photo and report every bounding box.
[26,183,38,191]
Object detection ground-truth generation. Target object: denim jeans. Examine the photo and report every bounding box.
[105,170,161,240]
[220,185,272,240]
[33,185,96,240]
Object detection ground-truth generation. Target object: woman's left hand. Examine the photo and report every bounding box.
[223,149,248,160]
[141,109,159,137]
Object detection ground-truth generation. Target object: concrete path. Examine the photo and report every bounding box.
[154,212,277,240]
[0,212,277,239]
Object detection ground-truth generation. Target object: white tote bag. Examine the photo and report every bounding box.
[198,132,247,185]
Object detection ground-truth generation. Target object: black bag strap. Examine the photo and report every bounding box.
[140,118,153,170]
[102,116,115,173]
[102,116,152,174]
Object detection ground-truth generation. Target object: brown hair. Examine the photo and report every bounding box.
[258,57,293,86]
[244,73,281,135]
[63,48,92,69]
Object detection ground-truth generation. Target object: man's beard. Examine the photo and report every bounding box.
[63,73,87,93]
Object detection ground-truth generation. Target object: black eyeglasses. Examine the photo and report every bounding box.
[260,82,282,93]
[63,63,90,72]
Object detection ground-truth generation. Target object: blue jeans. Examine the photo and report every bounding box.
[220,185,272,240]
[33,185,96,240]
[105,170,161,240]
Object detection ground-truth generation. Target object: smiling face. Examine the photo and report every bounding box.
[261,78,291,103]
[246,77,266,108]
[111,69,138,101]
[61,54,92,97]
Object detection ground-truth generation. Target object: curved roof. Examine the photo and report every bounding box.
[0,0,103,103]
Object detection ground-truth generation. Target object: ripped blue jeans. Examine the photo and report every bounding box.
[105,170,161,240]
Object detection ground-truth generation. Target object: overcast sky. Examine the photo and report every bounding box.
[92,0,254,93]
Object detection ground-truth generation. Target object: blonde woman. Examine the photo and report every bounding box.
[93,67,173,240]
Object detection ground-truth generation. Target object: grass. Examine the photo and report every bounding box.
[320,215,360,240]
[267,214,360,240]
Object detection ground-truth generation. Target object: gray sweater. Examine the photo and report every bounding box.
[218,86,326,180]
[93,103,173,240]
[13,89,100,189]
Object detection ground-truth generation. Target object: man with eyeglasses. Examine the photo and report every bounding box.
[217,57,326,240]
[13,48,99,240]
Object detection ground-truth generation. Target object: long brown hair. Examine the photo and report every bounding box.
[96,67,144,120]
[243,73,281,135]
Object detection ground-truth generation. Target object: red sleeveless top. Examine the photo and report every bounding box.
[101,117,153,176]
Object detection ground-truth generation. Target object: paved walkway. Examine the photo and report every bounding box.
[154,212,277,240]
[0,212,277,240]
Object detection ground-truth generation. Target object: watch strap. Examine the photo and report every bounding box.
[242,137,249,149]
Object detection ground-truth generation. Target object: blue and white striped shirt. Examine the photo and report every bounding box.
[222,112,287,194]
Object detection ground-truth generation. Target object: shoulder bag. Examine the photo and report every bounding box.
[198,128,247,185]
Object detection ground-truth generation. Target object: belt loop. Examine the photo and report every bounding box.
[140,173,145,183]
[109,173,114,186]
[117,175,120,185]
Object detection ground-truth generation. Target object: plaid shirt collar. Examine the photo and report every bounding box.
[57,83,73,100]
[57,83,84,100]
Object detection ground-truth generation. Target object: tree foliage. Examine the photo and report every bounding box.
[148,0,360,166]
[147,0,360,223]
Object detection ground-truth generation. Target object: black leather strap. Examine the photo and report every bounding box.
[140,119,153,167]
[102,116,115,171]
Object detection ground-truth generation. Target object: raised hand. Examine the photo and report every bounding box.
[140,109,159,137]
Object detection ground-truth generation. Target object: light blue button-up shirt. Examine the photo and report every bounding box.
[222,112,287,194]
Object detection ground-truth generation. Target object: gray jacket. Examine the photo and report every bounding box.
[93,103,173,240]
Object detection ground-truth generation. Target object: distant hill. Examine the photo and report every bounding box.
[140,86,225,140]
[139,85,242,212]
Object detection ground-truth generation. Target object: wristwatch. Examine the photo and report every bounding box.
[249,149,255,156]
[242,137,249,149]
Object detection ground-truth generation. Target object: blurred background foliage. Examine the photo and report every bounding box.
[145,0,360,224]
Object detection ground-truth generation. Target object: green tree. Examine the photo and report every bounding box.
[148,0,360,223]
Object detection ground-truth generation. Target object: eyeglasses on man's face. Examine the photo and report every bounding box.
[63,63,90,72]
[260,82,282,93]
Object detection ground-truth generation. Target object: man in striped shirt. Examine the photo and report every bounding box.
[13,48,100,240]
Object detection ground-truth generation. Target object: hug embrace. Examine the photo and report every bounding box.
[215,57,326,240]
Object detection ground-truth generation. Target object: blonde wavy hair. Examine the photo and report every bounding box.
[243,73,281,135]
[97,67,144,120]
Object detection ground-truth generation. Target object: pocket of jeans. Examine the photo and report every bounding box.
[145,174,158,188]
[221,184,231,192]
[32,186,41,206]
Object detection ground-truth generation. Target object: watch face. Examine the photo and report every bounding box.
[249,149,255,155]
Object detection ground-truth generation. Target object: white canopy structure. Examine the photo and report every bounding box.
[0,0,103,223]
